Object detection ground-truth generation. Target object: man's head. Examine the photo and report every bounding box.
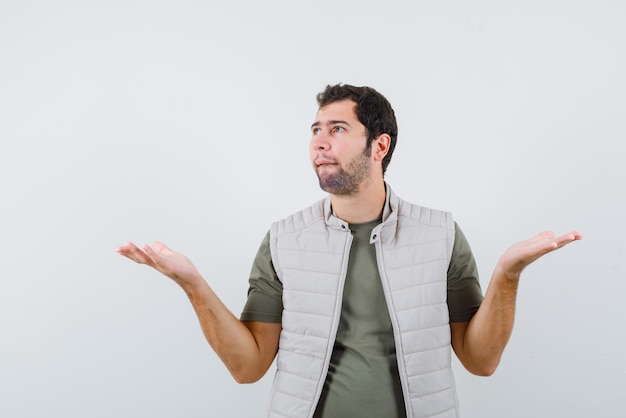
[316,84,398,175]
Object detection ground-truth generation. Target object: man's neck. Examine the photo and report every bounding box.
[329,177,386,224]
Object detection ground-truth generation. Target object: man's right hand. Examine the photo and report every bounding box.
[116,242,203,290]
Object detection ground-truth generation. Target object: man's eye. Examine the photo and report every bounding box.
[333,126,345,133]
[312,128,321,135]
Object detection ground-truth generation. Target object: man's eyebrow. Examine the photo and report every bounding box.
[310,120,352,129]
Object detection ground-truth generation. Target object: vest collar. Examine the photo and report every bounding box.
[381,183,399,224]
[322,183,399,230]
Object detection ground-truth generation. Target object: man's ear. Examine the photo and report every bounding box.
[372,134,391,162]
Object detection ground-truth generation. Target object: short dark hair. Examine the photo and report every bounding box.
[316,84,398,175]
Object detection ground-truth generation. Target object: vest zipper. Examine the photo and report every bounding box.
[374,238,413,418]
[307,230,353,418]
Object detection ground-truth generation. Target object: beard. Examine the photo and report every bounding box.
[316,148,371,196]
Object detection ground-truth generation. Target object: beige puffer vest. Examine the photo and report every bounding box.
[267,186,459,418]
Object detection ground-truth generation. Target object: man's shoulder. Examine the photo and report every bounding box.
[392,193,454,231]
[271,197,328,235]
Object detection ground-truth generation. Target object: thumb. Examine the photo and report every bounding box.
[151,241,170,254]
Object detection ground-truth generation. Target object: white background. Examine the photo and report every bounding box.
[1,1,624,417]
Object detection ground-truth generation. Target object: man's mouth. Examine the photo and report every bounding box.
[314,156,336,167]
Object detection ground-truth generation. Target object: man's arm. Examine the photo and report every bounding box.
[116,242,281,383]
[450,230,583,376]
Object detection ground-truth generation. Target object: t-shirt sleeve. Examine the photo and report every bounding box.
[447,222,484,323]
[240,230,284,323]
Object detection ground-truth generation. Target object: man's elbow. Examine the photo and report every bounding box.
[465,359,500,377]
[233,374,261,384]
[230,366,266,384]
[469,365,497,377]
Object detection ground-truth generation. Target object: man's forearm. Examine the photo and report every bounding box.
[452,230,582,376]
[453,269,519,376]
[181,279,277,383]
[116,241,279,383]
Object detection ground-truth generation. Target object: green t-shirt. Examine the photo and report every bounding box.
[241,221,483,417]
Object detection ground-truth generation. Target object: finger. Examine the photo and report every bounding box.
[125,243,155,266]
[151,241,170,255]
[143,244,158,257]
[553,230,584,249]
[564,230,584,241]
[536,231,556,240]
[523,232,558,255]
[116,242,144,263]
[142,244,163,267]
[115,241,137,253]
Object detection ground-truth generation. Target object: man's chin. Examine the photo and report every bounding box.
[317,177,354,196]
[317,176,337,193]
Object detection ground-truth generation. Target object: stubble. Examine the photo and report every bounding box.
[317,148,371,196]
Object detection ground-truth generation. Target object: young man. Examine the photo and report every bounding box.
[117,84,582,418]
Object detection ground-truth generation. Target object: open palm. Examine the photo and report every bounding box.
[496,230,583,280]
[116,241,202,287]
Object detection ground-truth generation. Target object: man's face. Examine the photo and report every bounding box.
[310,99,371,196]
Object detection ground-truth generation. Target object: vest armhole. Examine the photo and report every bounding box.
[269,223,284,283]
[445,212,455,264]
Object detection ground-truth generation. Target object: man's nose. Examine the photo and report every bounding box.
[311,134,330,150]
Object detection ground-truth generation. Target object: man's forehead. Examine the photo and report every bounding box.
[314,99,358,123]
